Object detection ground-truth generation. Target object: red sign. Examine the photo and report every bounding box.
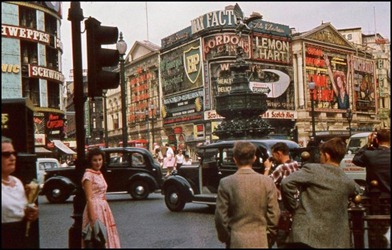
[174,127,183,134]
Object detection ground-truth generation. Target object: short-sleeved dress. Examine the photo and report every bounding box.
[82,168,121,248]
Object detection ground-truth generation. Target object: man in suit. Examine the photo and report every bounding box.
[215,141,280,248]
[281,137,361,248]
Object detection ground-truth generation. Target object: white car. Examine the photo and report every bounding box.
[36,158,61,189]
[340,132,371,191]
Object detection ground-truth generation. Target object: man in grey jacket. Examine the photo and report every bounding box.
[281,137,361,248]
[215,141,280,248]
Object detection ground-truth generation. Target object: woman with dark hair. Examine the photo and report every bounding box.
[325,55,349,109]
[81,148,121,248]
[2,136,39,248]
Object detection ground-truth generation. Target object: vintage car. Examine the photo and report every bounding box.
[161,139,301,212]
[42,147,163,203]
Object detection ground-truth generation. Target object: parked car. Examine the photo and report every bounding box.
[42,147,163,203]
[36,158,61,189]
[339,132,370,190]
[161,139,301,212]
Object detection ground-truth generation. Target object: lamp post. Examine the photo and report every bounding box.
[102,89,108,147]
[145,109,150,150]
[346,108,353,137]
[308,82,316,139]
[116,32,127,147]
[150,104,155,150]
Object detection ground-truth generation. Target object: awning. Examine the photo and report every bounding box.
[35,147,52,153]
[53,140,76,155]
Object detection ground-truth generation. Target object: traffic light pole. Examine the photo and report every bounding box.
[68,2,86,248]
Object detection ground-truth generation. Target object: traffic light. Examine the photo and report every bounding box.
[85,17,120,97]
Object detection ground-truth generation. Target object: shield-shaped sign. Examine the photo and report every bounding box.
[183,46,201,83]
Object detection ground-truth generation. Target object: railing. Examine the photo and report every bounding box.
[348,180,390,248]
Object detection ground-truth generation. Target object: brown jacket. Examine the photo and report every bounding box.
[215,168,280,248]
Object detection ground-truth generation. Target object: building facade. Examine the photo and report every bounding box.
[1,1,68,154]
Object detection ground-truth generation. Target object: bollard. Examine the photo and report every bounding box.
[348,195,366,249]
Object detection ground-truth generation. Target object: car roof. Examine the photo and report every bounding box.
[350,132,372,138]
[37,158,60,162]
[199,139,299,149]
[101,147,151,153]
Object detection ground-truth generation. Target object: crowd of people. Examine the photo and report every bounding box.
[214,132,390,249]
[153,143,194,177]
[2,130,390,248]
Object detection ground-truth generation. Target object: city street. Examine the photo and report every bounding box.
[38,192,224,248]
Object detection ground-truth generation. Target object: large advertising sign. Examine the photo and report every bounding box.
[251,34,291,65]
[190,7,290,37]
[160,40,203,96]
[305,44,350,111]
[351,56,376,113]
[209,61,294,110]
[162,88,204,125]
[203,33,250,61]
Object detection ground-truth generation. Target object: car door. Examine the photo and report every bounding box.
[104,150,132,192]
[200,147,221,194]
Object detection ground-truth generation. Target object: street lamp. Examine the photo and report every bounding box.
[102,89,108,147]
[144,109,150,150]
[346,108,353,137]
[308,81,316,138]
[150,104,155,151]
[117,32,127,147]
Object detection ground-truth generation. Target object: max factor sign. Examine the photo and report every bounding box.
[191,7,290,36]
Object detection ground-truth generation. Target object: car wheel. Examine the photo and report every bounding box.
[165,185,185,212]
[129,180,150,200]
[45,185,70,203]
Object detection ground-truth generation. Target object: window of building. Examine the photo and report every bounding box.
[19,6,37,29]
[46,46,58,70]
[45,13,57,36]
[47,81,60,108]
[22,78,40,106]
[21,41,38,68]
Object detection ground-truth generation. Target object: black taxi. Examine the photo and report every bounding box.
[42,147,163,203]
[161,139,301,212]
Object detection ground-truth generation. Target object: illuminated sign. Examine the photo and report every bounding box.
[2,64,20,74]
[203,33,250,61]
[2,24,50,44]
[252,34,291,64]
[160,40,202,95]
[28,64,64,83]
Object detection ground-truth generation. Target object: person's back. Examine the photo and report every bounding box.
[352,129,391,195]
[281,137,360,248]
[215,141,280,248]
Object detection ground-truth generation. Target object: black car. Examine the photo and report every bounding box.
[161,139,301,212]
[42,147,163,203]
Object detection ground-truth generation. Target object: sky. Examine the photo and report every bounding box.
[60,1,391,81]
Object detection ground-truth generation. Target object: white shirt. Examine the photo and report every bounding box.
[166,147,174,157]
[2,176,27,223]
[176,154,184,164]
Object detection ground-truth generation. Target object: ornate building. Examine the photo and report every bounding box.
[1,2,72,155]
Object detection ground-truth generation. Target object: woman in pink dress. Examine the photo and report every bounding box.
[82,148,121,248]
